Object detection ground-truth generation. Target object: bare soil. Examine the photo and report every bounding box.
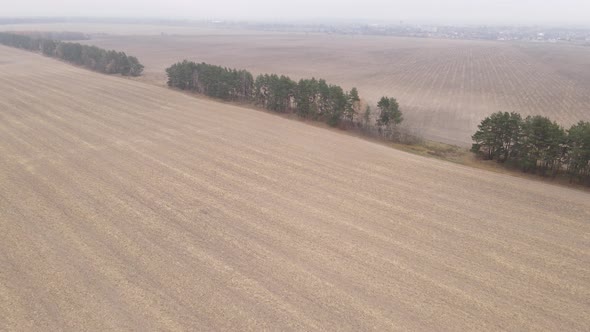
[4,23,590,145]
[1,46,589,331]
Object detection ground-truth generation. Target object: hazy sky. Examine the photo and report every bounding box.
[3,0,590,25]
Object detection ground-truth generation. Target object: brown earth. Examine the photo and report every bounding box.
[3,23,590,145]
[86,32,590,145]
[1,46,590,331]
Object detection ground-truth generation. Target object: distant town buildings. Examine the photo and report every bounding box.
[225,21,590,45]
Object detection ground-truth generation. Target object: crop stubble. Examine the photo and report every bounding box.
[71,28,590,145]
[0,46,589,331]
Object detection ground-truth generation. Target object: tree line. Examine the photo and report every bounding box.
[471,112,590,185]
[166,60,403,132]
[0,32,144,76]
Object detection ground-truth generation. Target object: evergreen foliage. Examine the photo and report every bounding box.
[166,59,402,130]
[0,32,144,76]
[472,112,590,184]
[376,96,403,128]
[471,112,522,162]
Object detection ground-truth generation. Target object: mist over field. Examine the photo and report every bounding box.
[3,0,590,25]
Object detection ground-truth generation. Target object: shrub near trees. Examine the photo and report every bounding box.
[0,32,144,76]
[166,60,403,132]
[472,111,590,185]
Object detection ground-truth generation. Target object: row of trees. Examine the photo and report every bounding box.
[0,32,143,76]
[165,61,253,100]
[166,60,403,130]
[471,112,590,184]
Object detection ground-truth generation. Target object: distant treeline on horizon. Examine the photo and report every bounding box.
[0,32,144,76]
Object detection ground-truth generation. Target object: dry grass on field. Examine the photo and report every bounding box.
[1,46,589,331]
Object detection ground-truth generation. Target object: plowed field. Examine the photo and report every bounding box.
[80,29,590,145]
[1,46,589,331]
